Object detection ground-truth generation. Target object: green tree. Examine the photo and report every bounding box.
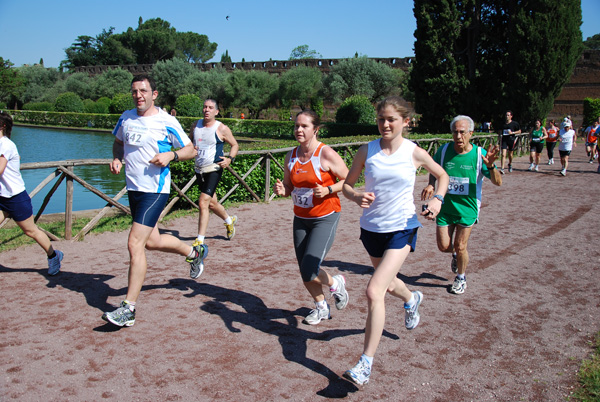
[54,92,84,112]
[583,33,600,50]
[110,93,134,114]
[322,57,399,104]
[411,0,582,133]
[0,58,25,107]
[289,45,322,60]
[18,65,62,104]
[118,18,177,64]
[335,95,376,124]
[63,72,94,99]
[62,35,98,69]
[224,70,279,118]
[220,50,232,63]
[175,94,203,117]
[278,66,322,110]
[175,31,217,63]
[92,68,133,99]
[180,67,229,102]
[152,58,196,107]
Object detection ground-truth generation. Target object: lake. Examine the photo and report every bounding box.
[12,126,129,214]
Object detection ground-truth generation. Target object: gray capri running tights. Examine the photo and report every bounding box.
[293,212,340,282]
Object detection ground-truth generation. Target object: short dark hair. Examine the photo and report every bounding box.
[205,98,219,111]
[132,75,156,92]
[0,111,14,139]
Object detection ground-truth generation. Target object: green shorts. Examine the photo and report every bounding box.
[436,212,477,228]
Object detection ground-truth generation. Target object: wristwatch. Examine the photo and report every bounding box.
[172,151,179,162]
[328,186,333,194]
[433,194,444,204]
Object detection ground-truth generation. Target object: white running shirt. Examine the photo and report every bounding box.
[113,107,190,194]
[193,120,224,172]
[0,136,26,198]
[360,138,422,233]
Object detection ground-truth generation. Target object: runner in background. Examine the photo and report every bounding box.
[528,119,547,172]
[583,119,599,163]
[546,119,559,165]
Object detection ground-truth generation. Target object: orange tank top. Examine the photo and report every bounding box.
[546,127,558,142]
[288,142,341,218]
[586,126,598,143]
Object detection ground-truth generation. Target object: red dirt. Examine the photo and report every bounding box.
[1,143,599,401]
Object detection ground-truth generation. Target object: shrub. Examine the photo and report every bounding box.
[83,98,110,114]
[22,101,54,111]
[335,95,376,125]
[54,92,84,113]
[583,98,600,127]
[110,93,134,114]
[175,94,203,117]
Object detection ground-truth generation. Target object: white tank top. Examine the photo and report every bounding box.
[360,138,422,233]
[193,120,224,172]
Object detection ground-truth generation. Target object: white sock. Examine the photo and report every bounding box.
[196,235,205,243]
[404,294,416,308]
[187,248,197,259]
[315,300,328,310]
[457,273,466,280]
[360,354,373,367]
[330,276,340,292]
[124,300,136,311]
[225,216,233,225]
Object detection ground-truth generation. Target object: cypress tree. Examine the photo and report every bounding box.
[411,0,582,133]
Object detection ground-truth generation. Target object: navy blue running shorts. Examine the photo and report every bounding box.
[0,190,34,222]
[360,227,418,258]
[128,191,169,228]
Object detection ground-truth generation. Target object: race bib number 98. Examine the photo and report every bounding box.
[292,187,314,208]
[448,176,469,196]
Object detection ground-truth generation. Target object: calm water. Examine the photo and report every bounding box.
[12,126,129,214]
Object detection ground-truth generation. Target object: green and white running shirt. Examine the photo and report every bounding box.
[433,143,491,221]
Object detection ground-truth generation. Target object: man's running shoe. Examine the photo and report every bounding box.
[47,250,63,276]
[450,276,467,294]
[331,275,349,310]
[187,243,208,279]
[102,301,135,327]
[589,159,594,164]
[528,163,534,171]
[404,291,423,330]
[344,358,371,386]
[225,215,237,240]
[499,168,505,175]
[451,254,458,274]
[508,164,513,173]
[304,304,331,325]
[560,169,566,176]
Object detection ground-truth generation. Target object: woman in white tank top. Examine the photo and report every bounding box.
[341,97,449,386]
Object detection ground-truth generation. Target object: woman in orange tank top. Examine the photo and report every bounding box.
[273,110,350,326]
[546,119,559,165]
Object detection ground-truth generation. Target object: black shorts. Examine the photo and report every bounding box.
[196,169,223,197]
[530,142,544,153]
[559,150,571,157]
[501,135,516,151]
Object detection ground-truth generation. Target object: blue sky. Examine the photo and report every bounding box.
[1,0,599,68]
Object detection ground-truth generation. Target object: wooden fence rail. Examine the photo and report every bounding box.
[0,134,522,242]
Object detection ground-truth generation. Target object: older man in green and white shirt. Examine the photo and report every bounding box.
[421,115,502,294]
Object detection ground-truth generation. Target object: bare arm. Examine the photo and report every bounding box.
[413,146,448,219]
[313,145,349,198]
[273,151,293,197]
[110,138,124,174]
[483,145,502,187]
[216,124,239,169]
[342,145,376,208]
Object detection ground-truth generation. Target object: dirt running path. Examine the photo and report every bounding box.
[1,144,599,401]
